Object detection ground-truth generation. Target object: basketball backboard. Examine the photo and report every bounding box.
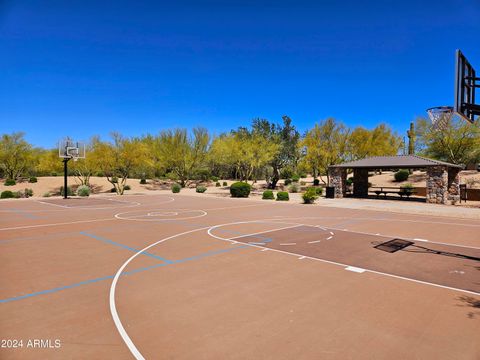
[58,138,85,160]
[454,49,480,123]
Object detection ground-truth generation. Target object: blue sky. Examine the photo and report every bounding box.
[1,0,479,148]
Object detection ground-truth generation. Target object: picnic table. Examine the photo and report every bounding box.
[369,186,417,199]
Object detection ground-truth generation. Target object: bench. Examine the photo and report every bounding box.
[369,186,417,199]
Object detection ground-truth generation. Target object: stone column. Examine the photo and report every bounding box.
[426,166,448,204]
[329,167,346,198]
[447,168,461,205]
[353,168,369,198]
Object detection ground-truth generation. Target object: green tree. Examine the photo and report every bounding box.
[90,133,151,194]
[0,132,34,179]
[36,148,64,176]
[416,117,480,165]
[70,137,100,186]
[156,128,210,187]
[347,124,401,161]
[251,116,300,188]
[302,118,350,184]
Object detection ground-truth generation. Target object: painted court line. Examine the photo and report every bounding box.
[0,218,116,231]
[79,232,173,264]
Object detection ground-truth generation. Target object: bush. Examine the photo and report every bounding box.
[60,186,73,197]
[124,185,131,190]
[222,181,228,186]
[166,172,179,181]
[401,183,415,194]
[95,171,105,177]
[77,185,90,197]
[292,174,300,182]
[171,183,181,193]
[111,177,118,184]
[230,182,251,198]
[302,187,319,204]
[110,187,117,193]
[394,170,410,182]
[346,177,354,186]
[13,191,22,198]
[51,172,58,176]
[196,185,207,193]
[24,188,34,197]
[313,178,320,186]
[4,179,16,186]
[280,168,294,180]
[28,176,38,183]
[1,190,15,199]
[140,178,147,184]
[43,192,51,197]
[288,183,299,193]
[312,186,323,195]
[276,191,289,201]
[262,190,274,200]
[284,179,292,186]
[215,182,221,187]
[211,176,219,182]
[299,173,307,178]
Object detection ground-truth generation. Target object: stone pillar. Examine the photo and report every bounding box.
[426,166,448,204]
[329,167,346,198]
[353,168,369,198]
[447,168,461,205]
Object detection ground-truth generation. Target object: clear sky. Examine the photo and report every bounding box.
[1,0,479,148]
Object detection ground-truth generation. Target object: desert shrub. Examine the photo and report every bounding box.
[230,182,251,198]
[211,176,219,182]
[292,174,300,182]
[95,171,105,177]
[51,172,58,176]
[124,185,131,190]
[43,192,51,197]
[29,176,38,183]
[140,178,147,184]
[401,183,414,194]
[302,187,319,204]
[215,182,221,187]
[276,191,289,201]
[111,177,118,184]
[299,173,307,178]
[313,178,320,186]
[284,179,292,186]
[24,188,34,197]
[5,179,16,186]
[196,185,207,193]
[262,190,274,200]
[1,190,14,199]
[280,167,294,180]
[222,181,228,186]
[288,183,299,193]
[13,191,22,198]
[77,185,90,197]
[60,186,73,197]
[166,172,179,181]
[171,183,181,193]
[394,170,410,182]
[312,186,323,195]
[110,187,117,193]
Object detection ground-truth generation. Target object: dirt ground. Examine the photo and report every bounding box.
[0,193,479,359]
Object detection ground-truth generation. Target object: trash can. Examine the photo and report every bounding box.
[326,186,335,199]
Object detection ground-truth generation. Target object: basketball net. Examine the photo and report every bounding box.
[426,106,454,130]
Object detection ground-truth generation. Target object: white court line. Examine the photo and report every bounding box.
[208,221,480,297]
[308,240,321,244]
[414,238,429,242]
[110,218,480,359]
[268,216,480,250]
[326,236,333,240]
[36,200,70,208]
[345,266,366,273]
[279,243,296,246]
[0,218,116,231]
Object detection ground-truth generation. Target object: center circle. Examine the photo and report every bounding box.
[115,209,207,222]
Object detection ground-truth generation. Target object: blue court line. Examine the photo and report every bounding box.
[79,231,173,264]
[0,244,247,304]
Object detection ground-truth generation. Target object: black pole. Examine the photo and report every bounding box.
[63,158,69,199]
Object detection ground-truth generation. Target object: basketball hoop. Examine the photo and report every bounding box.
[426,106,454,130]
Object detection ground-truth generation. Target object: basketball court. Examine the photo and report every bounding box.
[1,192,479,359]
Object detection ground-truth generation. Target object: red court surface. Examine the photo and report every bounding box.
[1,194,479,359]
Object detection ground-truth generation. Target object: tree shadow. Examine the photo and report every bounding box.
[456,296,480,319]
